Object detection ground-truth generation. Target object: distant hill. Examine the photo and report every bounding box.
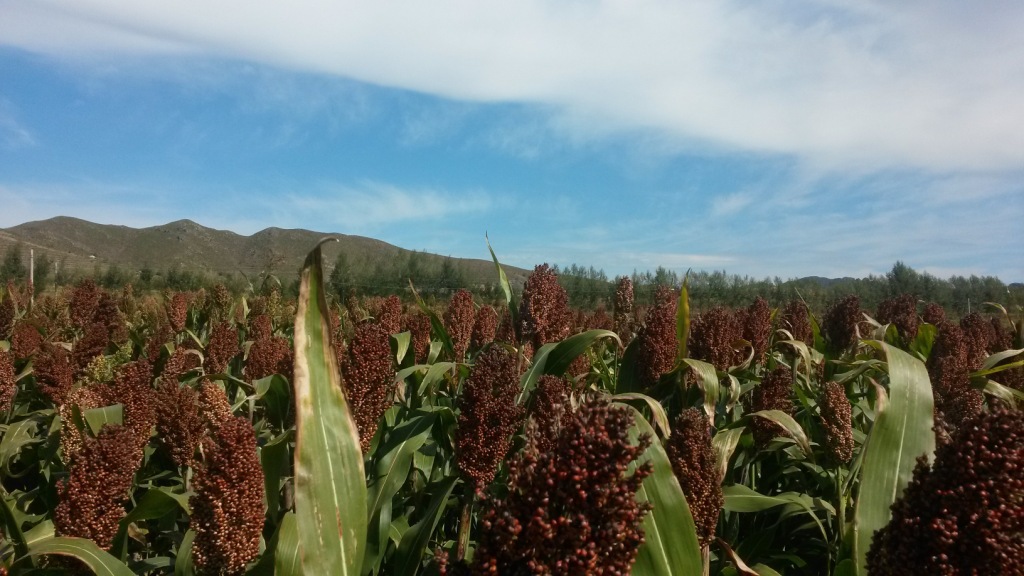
[0,216,530,290]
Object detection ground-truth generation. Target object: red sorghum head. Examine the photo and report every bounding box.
[822,295,862,353]
[690,306,741,372]
[876,294,920,344]
[403,310,432,363]
[750,366,794,449]
[34,343,75,405]
[0,350,16,413]
[921,302,946,326]
[471,305,498,352]
[740,297,772,366]
[614,276,635,343]
[519,264,571,350]
[205,321,240,375]
[446,289,476,360]
[472,397,652,575]
[154,381,205,468]
[779,300,812,345]
[341,322,395,453]
[190,416,265,575]
[167,292,190,333]
[635,286,678,388]
[54,424,141,550]
[866,406,1024,575]
[818,381,853,464]
[666,408,723,548]
[456,345,524,493]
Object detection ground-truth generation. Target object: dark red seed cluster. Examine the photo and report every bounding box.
[818,381,853,464]
[822,295,862,353]
[167,292,190,333]
[403,311,432,363]
[0,297,14,341]
[613,276,635,344]
[876,294,920,344]
[927,321,983,442]
[689,306,740,372]
[635,286,678,388]
[921,302,946,325]
[738,297,772,366]
[866,407,1024,575]
[198,379,234,431]
[247,314,273,342]
[779,300,812,345]
[519,264,571,351]
[445,289,476,360]
[190,416,265,576]
[471,305,498,352]
[34,343,75,405]
[341,322,395,453]
[54,424,141,550]
[529,375,573,454]
[472,397,652,575]
[210,284,233,320]
[205,321,239,375]
[958,312,997,370]
[666,408,723,548]
[456,345,525,493]
[69,279,101,330]
[245,333,292,383]
[161,344,202,383]
[376,295,403,336]
[750,366,794,449]
[10,321,42,361]
[0,350,16,413]
[154,381,205,468]
[72,322,109,376]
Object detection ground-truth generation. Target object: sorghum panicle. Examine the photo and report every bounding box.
[190,416,265,576]
[0,350,16,413]
[587,306,613,332]
[921,302,946,325]
[818,381,853,464]
[518,264,571,350]
[205,321,240,375]
[822,295,862,353]
[666,408,723,548]
[689,306,740,372]
[876,294,919,344]
[779,300,812,345]
[471,305,498,352]
[635,286,678,388]
[155,381,205,468]
[10,321,42,361]
[35,343,75,405]
[528,375,573,454]
[69,279,101,330]
[866,407,1024,575]
[614,276,635,343]
[927,321,983,440]
[161,344,202,383]
[456,345,524,493]
[73,322,109,376]
[445,289,476,360]
[750,366,795,449]
[342,322,395,453]
[211,284,232,320]
[168,292,190,333]
[54,424,141,550]
[245,333,292,383]
[472,397,652,576]
[959,312,997,370]
[376,295,403,336]
[198,379,233,432]
[0,297,14,341]
[247,314,273,342]
[740,297,772,366]
[403,311,432,363]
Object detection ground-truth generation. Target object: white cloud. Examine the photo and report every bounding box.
[4,1,1024,172]
[277,181,493,233]
[0,100,36,150]
[711,192,755,217]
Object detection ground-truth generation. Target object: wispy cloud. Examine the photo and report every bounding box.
[272,181,494,233]
[0,100,36,150]
[4,1,1023,172]
[711,192,755,217]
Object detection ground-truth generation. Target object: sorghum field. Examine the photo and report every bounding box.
[0,241,1021,575]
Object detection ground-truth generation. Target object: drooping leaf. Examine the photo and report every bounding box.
[851,341,935,576]
[20,536,135,576]
[486,234,519,340]
[290,239,367,576]
[683,358,720,420]
[112,488,190,561]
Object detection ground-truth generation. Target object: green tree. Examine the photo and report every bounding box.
[34,251,52,293]
[0,243,27,283]
[329,252,352,301]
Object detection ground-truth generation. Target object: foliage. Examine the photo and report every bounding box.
[0,243,1021,575]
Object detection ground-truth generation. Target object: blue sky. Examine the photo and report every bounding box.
[1,1,1022,281]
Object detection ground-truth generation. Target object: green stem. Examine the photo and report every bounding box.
[456,489,474,561]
